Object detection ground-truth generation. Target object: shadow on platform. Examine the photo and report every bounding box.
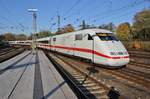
[43,81,65,99]
[0,61,38,75]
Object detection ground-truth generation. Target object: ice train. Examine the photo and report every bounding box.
[37,29,129,67]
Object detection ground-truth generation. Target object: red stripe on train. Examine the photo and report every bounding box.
[39,45,129,59]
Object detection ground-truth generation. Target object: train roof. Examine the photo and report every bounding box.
[77,29,113,34]
[36,29,113,41]
[37,37,50,41]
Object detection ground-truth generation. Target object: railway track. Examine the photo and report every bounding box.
[121,68,150,80]
[0,48,16,56]
[0,47,12,53]
[55,53,150,88]
[46,51,150,98]
[129,61,150,69]
[106,68,150,88]
[47,52,126,99]
[0,48,25,63]
[129,51,150,59]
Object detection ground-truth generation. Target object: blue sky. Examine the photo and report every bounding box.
[0,0,149,35]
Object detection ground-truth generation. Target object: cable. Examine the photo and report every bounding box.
[0,0,28,32]
[52,0,148,32]
[63,0,81,18]
[88,0,146,23]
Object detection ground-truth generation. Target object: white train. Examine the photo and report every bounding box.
[37,29,129,68]
[9,40,32,46]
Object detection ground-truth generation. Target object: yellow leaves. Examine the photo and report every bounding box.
[132,40,141,49]
[64,24,75,33]
[116,22,131,41]
[55,24,75,34]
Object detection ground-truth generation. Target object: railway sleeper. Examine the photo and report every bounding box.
[72,74,87,77]
[97,95,109,99]
[75,77,92,82]
[81,86,108,99]
[78,83,97,88]
[86,86,104,92]
[82,83,97,87]
[81,80,94,84]
[73,75,85,79]
[76,78,86,81]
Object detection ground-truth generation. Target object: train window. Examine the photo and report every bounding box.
[39,41,48,44]
[88,34,93,40]
[75,34,82,40]
[96,33,118,41]
[53,38,56,41]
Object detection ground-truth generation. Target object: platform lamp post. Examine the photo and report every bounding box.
[28,8,38,53]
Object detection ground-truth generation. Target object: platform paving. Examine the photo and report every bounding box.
[0,50,77,99]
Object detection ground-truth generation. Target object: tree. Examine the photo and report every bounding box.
[63,24,75,33]
[55,24,75,34]
[132,9,150,40]
[116,22,131,41]
[15,34,27,40]
[27,35,32,40]
[37,30,52,38]
[80,20,92,29]
[107,22,116,31]
[99,22,115,31]
[55,29,64,34]
[0,34,5,41]
[4,33,15,41]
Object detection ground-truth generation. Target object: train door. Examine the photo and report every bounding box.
[87,34,94,62]
[74,33,93,61]
[49,37,52,50]
[74,34,82,57]
[52,37,56,51]
[65,35,74,55]
[72,35,76,56]
[73,38,75,56]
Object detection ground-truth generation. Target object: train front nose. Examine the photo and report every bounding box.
[108,56,130,66]
[105,41,130,67]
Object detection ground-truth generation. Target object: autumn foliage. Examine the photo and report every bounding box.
[132,9,150,40]
[116,22,131,41]
[55,24,75,34]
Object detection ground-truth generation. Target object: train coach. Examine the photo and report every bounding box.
[37,29,129,68]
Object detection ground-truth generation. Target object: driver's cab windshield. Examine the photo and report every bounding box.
[96,33,118,41]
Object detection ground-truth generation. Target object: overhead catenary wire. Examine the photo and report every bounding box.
[63,0,81,18]
[59,1,138,30]
[0,15,28,31]
[0,0,29,32]
[51,0,149,32]
[60,0,114,29]
[86,0,147,24]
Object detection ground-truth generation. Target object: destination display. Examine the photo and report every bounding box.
[96,33,112,36]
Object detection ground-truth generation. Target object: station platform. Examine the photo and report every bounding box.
[0,50,77,99]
